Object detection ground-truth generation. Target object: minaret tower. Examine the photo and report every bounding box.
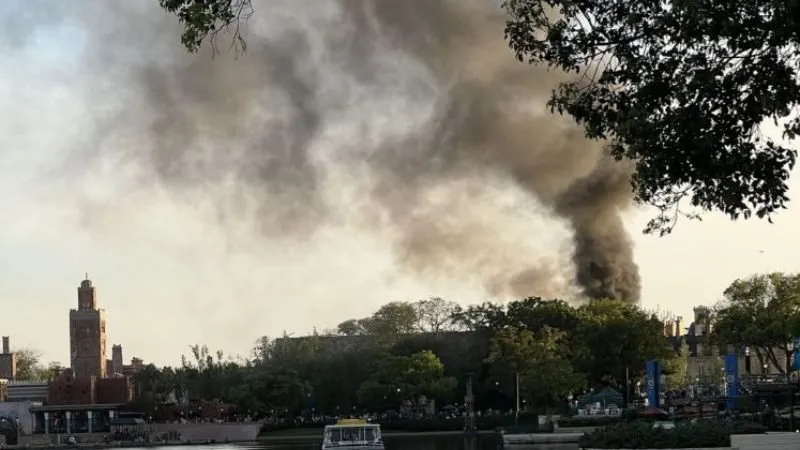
[69,274,108,379]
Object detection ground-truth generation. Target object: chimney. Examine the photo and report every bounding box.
[2,337,9,354]
[675,316,682,337]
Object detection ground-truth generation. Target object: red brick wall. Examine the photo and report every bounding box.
[95,377,133,404]
[48,375,95,405]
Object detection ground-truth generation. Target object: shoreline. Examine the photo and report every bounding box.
[4,424,566,448]
[258,429,498,441]
[3,430,501,449]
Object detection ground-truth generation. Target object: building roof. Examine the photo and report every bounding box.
[30,403,125,412]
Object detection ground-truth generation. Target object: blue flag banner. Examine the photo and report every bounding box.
[724,353,738,410]
[793,337,800,371]
[646,359,660,408]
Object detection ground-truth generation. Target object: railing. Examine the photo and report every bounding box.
[740,374,794,387]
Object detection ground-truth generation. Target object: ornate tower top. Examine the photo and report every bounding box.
[77,274,97,310]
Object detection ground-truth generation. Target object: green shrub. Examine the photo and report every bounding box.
[558,415,624,427]
[579,419,767,449]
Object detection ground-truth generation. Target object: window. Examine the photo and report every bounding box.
[328,429,341,442]
[342,428,361,441]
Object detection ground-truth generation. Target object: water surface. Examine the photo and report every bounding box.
[123,439,579,450]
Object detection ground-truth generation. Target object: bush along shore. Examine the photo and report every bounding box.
[579,419,767,449]
[557,415,624,428]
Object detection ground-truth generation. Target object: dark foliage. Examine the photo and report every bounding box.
[504,0,800,234]
[579,419,767,448]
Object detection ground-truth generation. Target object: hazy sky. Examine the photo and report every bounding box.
[1,1,799,367]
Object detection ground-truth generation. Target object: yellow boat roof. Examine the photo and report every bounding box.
[337,419,366,425]
[325,419,378,428]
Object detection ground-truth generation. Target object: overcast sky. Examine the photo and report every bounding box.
[1,1,799,367]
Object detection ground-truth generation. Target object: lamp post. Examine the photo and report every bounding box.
[787,341,795,431]
[514,372,520,426]
[722,366,728,397]
[693,376,699,396]
[745,347,751,375]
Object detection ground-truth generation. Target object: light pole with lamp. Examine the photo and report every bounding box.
[693,377,700,399]
[745,347,751,375]
[514,372,520,426]
[722,366,728,398]
[787,341,795,431]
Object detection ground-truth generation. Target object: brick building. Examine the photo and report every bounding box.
[48,371,96,405]
[47,370,133,405]
[95,376,134,404]
[69,276,107,379]
[106,345,144,377]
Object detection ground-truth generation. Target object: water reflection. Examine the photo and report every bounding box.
[114,438,579,450]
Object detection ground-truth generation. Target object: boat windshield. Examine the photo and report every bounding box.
[327,426,378,442]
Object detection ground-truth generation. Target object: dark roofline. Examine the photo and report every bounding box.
[30,403,125,412]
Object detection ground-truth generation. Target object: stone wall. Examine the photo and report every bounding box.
[583,448,732,450]
[731,432,800,450]
[149,422,263,442]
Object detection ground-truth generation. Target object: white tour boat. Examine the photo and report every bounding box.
[321,419,384,450]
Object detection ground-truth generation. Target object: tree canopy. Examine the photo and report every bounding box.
[127,296,677,418]
[503,0,799,233]
[711,272,800,372]
[14,348,62,381]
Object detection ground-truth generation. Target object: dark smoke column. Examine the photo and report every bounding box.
[557,157,641,303]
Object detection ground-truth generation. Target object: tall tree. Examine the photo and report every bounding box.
[357,350,457,411]
[14,348,45,381]
[414,297,458,334]
[487,326,584,411]
[337,319,367,336]
[365,302,420,337]
[505,297,581,335]
[503,0,799,234]
[712,272,800,373]
[573,300,672,385]
[450,302,508,332]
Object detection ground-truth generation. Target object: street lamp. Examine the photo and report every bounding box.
[567,392,574,409]
[745,347,752,375]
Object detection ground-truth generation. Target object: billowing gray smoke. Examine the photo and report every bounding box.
[14,0,641,302]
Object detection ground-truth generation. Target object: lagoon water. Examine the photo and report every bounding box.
[121,439,579,450]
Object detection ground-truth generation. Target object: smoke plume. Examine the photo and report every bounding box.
[27,0,640,302]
